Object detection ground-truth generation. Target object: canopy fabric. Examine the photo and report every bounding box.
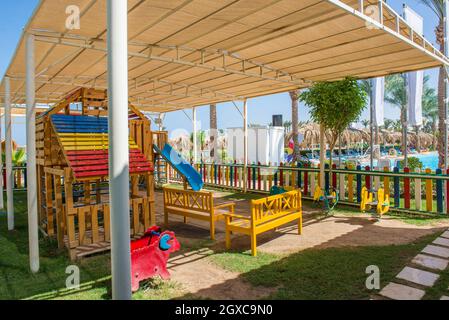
[1,0,447,113]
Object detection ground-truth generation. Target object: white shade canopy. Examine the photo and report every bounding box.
[0,0,447,112]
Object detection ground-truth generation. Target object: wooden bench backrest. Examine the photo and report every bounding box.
[163,187,213,213]
[251,189,302,224]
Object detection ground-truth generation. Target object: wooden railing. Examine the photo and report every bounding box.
[167,162,449,216]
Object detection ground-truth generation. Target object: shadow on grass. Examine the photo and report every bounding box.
[0,191,112,300]
[189,231,442,300]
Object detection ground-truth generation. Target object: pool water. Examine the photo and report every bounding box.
[413,152,439,170]
[359,152,439,171]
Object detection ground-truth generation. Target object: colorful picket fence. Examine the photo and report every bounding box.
[2,166,27,190]
[167,162,449,215]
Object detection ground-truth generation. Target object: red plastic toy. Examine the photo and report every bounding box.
[131,226,180,292]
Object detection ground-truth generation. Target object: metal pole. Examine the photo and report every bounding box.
[444,0,449,170]
[192,107,198,164]
[5,77,14,229]
[243,99,248,193]
[403,73,408,168]
[107,0,132,300]
[370,79,374,172]
[319,124,325,189]
[0,109,2,211]
[26,34,39,273]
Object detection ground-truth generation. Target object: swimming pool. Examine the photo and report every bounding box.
[359,152,439,170]
[413,152,439,170]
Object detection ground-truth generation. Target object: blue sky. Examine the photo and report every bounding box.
[0,0,443,144]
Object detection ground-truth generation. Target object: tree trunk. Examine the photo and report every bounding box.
[289,91,301,163]
[209,104,218,163]
[438,62,446,168]
[437,20,446,167]
[319,123,326,189]
[415,126,421,153]
[401,106,407,155]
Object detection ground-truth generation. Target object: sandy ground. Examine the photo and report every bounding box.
[154,190,449,299]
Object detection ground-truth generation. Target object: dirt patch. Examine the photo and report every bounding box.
[167,249,276,300]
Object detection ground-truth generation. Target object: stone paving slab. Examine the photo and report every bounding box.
[441,231,449,239]
[412,254,449,271]
[379,282,425,300]
[422,245,449,258]
[396,267,440,287]
[433,237,449,247]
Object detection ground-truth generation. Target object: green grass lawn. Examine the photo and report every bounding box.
[2,190,448,300]
[209,234,441,300]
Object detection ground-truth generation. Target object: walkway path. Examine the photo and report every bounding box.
[379,230,449,300]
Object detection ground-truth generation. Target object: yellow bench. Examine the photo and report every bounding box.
[224,189,303,256]
[163,187,235,240]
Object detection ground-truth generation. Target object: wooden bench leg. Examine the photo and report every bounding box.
[225,226,231,250]
[298,215,303,235]
[251,232,257,257]
[184,216,187,224]
[210,219,215,240]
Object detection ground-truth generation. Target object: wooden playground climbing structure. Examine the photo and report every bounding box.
[35,88,165,260]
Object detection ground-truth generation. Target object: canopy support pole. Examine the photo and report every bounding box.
[107,0,132,300]
[192,107,198,164]
[370,79,374,186]
[319,124,325,189]
[5,77,13,230]
[444,0,449,170]
[243,99,248,193]
[26,34,39,273]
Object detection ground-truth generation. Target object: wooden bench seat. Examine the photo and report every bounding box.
[225,189,303,256]
[163,187,235,240]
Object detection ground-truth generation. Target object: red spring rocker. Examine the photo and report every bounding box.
[130,226,180,292]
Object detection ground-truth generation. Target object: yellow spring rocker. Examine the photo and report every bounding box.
[360,187,390,217]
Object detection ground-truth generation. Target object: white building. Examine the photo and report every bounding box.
[226,126,284,165]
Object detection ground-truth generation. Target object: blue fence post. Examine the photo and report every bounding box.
[252,164,256,189]
[229,163,233,187]
[356,165,362,202]
[394,167,400,208]
[214,163,218,184]
[436,168,443,213]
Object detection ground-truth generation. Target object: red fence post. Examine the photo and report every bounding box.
[280,162,284,186]
[247,165,251,189]
[404,167,410,209]
[258,162,261,191]
[365,166,371,190]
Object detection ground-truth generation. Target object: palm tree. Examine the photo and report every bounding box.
[385,74,408,153]
[289,90,301,162]
[417,0,445,165]
[209,104,218,162]
[422,82,438,148]
[385,74,435,153]
[383,118,395,131]
[361,119,370,129]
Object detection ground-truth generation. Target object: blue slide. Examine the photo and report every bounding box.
[154,143,204,191]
